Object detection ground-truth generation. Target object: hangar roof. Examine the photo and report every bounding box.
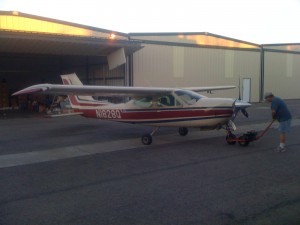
[129,32,261,49]
[262,43,300,53]
[130,33,300,54]
[0,11,142,56]
[1,11,299,55]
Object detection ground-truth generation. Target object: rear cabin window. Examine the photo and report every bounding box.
[175,90,204,105]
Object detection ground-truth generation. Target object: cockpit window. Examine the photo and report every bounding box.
[134,97,153,108]
[175,90,204,105]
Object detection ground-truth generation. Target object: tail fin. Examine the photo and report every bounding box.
[60,73,108,109]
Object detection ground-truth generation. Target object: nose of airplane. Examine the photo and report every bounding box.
[233,99,251,117]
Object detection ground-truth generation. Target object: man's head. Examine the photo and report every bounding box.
[264,92,274,102]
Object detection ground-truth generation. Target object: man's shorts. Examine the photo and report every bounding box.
[278,119,292,133]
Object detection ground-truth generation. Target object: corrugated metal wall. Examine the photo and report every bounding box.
[88,64,125,86]
[264,52,300,99]
[61,56,125,87]
[133,43,261,101]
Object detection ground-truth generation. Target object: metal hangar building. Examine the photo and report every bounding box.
[0,10,300,109]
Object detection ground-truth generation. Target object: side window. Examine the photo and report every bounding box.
[134,97,153,108]
[158,95,181,107]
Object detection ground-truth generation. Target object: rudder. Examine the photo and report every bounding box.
[60,73,106,109]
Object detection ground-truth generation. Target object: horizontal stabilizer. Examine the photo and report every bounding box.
[45,112,83,118]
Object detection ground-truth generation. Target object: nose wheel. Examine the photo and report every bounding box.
[225,121,237,145]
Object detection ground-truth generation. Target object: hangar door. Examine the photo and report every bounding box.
[242,78,251,102]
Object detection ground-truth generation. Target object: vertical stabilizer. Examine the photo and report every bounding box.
[60,73,107,108]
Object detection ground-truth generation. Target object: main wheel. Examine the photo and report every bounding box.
[226,133,236,145]
[238,135,250,147]
[179,127,189,136]
[141,134,152,145]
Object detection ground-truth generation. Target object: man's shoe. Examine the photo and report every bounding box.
[280,147,286,152]
[274,146,286,153]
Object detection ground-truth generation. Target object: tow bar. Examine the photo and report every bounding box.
[226,120,275,147]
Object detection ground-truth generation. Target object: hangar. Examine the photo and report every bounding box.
[262,43,300,100]
[129,33,300,102]
[130,33,261,102]
[0,11,141,109]
[0,10,300,110]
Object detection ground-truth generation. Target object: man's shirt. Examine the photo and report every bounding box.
[271,97,292,122]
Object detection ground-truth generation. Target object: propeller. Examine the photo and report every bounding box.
[231,99,239,120]
[232,99,250,120]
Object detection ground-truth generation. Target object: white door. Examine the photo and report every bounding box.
[242,78,251,102]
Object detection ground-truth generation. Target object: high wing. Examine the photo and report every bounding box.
[12,83,176,97]
[12,73,236,97]
[12,84,236,97]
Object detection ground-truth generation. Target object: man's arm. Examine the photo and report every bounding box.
[271,98,278,120]
[272,110,276,120]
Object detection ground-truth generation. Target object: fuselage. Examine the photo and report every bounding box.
[69,90,235,129]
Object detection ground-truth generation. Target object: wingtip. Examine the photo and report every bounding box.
[11,87,48,96]
[11,90,25,96]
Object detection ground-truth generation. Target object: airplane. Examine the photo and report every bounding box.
[13,73,251,145]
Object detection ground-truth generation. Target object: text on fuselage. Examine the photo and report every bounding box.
[96,109,122,119]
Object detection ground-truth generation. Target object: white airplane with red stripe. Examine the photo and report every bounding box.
[13,73,251,145]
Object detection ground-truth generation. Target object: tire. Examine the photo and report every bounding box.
[179,127,189,136]
[238,135,250,147]
[226,133,236,145]
[141,134,152,145]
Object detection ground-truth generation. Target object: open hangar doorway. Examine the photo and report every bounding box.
[0,33,141,112]
[0,53,122,92]
[0,53,125,112]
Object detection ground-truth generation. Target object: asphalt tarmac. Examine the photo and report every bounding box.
[0,100,300,225]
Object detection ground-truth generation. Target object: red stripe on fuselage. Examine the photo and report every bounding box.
[77,108,233,121]
[120,109,232,120]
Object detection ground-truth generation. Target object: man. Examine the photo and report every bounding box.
[264,92,292,152]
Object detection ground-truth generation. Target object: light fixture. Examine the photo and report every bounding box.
[110,33,116,39]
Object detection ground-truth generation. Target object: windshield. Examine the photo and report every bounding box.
[175,90,204,105]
